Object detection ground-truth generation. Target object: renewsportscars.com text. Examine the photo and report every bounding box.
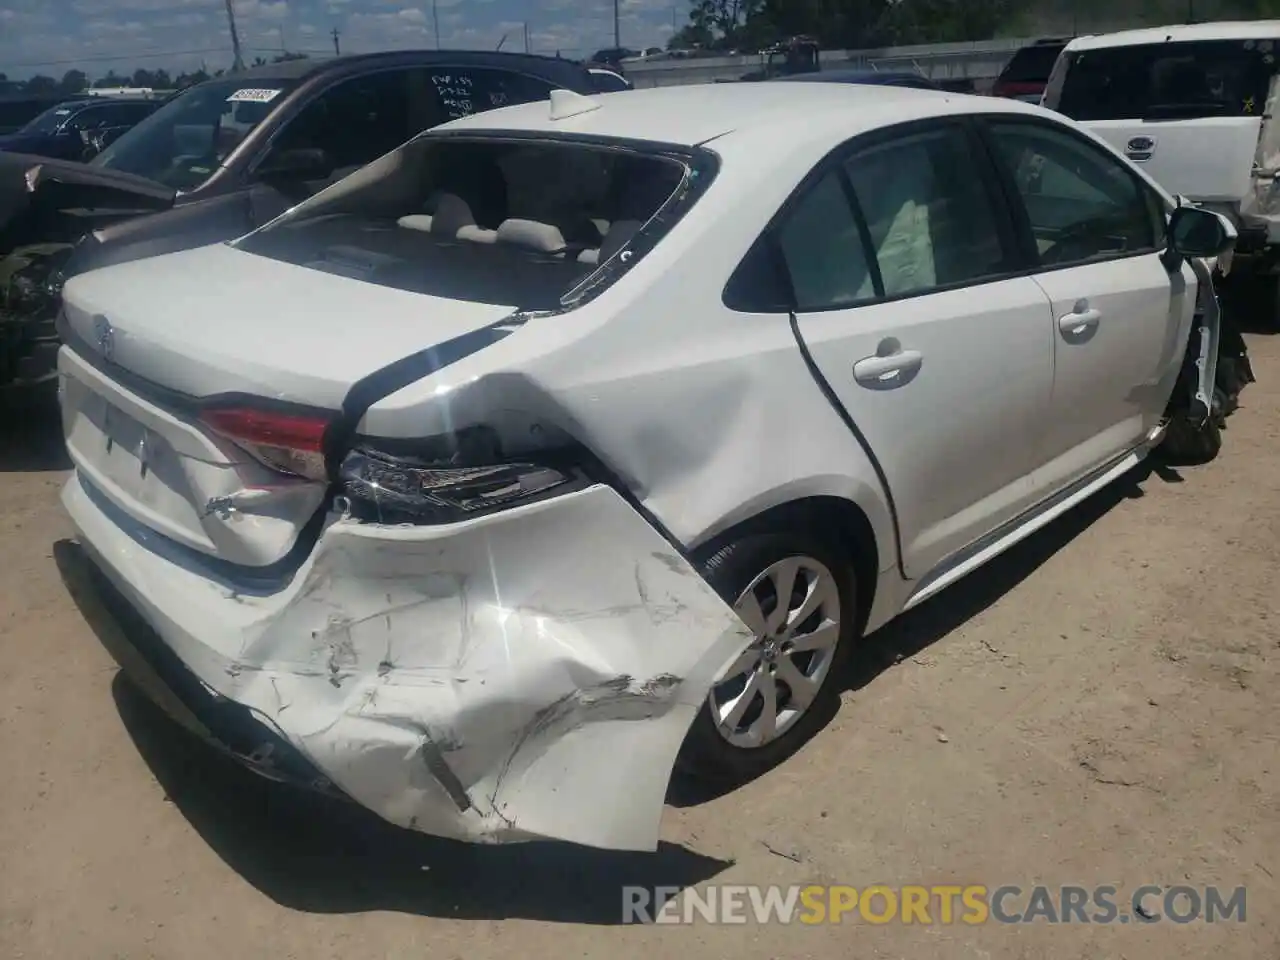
[622,884,1247,925]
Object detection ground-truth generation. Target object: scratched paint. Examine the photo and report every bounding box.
[64,477,753,851]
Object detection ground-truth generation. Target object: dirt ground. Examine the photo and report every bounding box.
[1,337,1278,960]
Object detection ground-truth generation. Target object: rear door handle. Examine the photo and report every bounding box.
[853,348,923,388]
[1058,307,1101,339]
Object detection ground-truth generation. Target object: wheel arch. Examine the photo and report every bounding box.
[688,493,883,637]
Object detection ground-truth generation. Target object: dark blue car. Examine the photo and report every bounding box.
[0,98,158,162]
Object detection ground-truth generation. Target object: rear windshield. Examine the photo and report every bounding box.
[1051,39,1276,121]
[234,135,710,312]
[1000,43,1067,83]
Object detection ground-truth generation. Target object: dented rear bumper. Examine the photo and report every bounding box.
[61,474,752,851]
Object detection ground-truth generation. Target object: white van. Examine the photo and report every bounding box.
[1044,21,1280,308]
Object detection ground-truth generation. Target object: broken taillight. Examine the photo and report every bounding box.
[335,426,590,524]
[200,406,333,481]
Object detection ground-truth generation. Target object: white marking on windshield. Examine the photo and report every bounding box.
[226,88,283,103]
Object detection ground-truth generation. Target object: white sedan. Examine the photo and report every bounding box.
[55,82,1232,851]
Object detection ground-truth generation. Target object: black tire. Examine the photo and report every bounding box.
[676,527,859,785]
[1156,413,1223,466]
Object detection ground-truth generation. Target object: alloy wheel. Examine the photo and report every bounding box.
[708,555,842,748]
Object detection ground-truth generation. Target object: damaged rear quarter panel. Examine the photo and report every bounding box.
[355,146,900,577]
[163,484,753,851]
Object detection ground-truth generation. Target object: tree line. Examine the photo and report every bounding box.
[0,52,308,97]
[667,0,1280,52]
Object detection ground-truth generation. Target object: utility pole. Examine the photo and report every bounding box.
[331,26,340,55]
[432,0,441,49]
[223,0,245,71]
[523,21,530,53]
[613,0,620,49]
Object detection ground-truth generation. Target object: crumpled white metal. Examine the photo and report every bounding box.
[64,477,754,851]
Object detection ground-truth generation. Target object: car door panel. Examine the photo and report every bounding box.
[794,280,1056,579]
[1029,257,1193,488]
[779,122,1057,581]
[982,117,1197,489]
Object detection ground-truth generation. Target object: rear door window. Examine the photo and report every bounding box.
[1052,39,1276,121]
[841,125,1011,297]
[426,67,557,122]
[267,69,423,175]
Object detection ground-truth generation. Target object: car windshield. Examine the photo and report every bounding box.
[1052,39,1275,121]
[91,78,297,190]
[234,134,711,312]
[18,103,76,135]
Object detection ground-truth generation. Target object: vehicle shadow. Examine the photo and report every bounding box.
[54,539,728,924]
[843,459,1172,682]
[0,383,70,472]
[109,677,728,922]
[669,458,1177,808]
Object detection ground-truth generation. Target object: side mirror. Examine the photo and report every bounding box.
[1168,205,1237,259]
[257,146,335,183]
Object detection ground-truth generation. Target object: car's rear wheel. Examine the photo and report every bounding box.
[678,529,858,784]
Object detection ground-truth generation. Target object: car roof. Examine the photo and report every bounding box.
[218,49,592,84]
[69,97,153,107]
[434,82,1041,153]
[774,69,935,86]
[1067,20,1280,52]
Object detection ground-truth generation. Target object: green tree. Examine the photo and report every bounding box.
[881,0,1018,44]
[690,0,765,47]
[174,67,211,88]
[757,0,892,47]
[668,22,714,48]
[58,69,87,94]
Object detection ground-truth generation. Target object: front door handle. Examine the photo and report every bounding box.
[853,348,923,388]
[1058,307,1101,339]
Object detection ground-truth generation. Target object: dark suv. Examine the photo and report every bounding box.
[0,98,159,162]
[0,50,598,388]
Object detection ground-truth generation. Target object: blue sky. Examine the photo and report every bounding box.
[0,0,681,79]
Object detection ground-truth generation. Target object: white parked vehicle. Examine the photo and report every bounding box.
[56,83,1233,852]
[1044,21,1280,314]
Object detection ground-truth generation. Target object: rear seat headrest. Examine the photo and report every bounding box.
[456,225,497,244]
[431,193,475,236]
[495,218,567,253]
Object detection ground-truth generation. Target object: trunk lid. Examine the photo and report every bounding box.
[59,242,519,570]
[60,242,517,408]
